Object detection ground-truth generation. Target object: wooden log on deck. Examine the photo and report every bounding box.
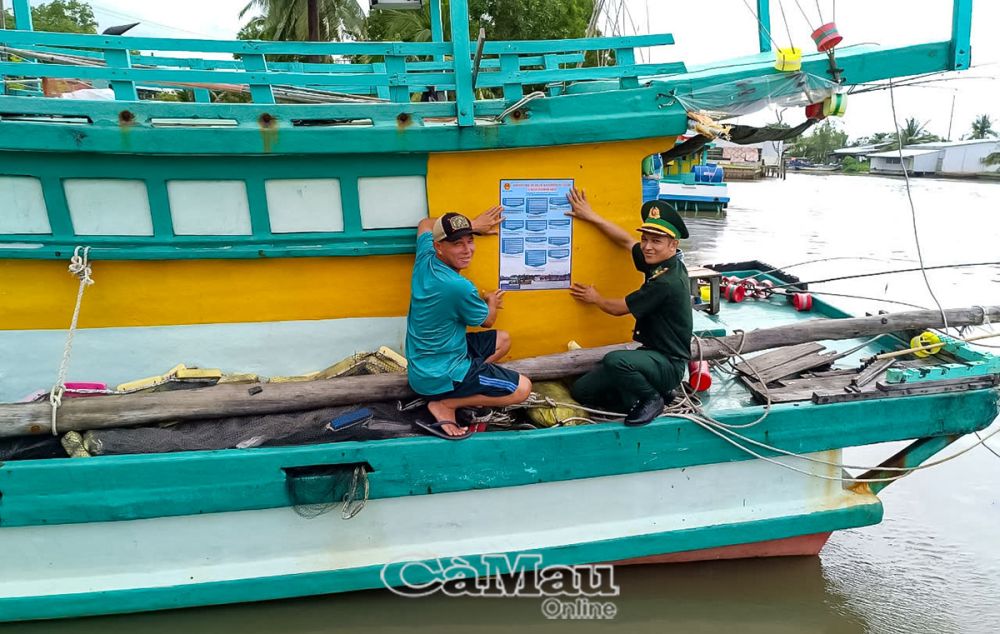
[0,306,997,437]
[692,306,1000,361]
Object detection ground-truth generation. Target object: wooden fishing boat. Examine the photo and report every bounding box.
[0,0,992,622]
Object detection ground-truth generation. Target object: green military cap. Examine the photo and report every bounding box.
[638,200,689,239]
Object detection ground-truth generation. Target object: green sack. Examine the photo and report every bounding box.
[527,381,586,427]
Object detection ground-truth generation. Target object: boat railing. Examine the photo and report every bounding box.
[0,29,683,124]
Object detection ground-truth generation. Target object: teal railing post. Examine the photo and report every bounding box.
[0,1,5,96]
[373,62,390,99]
[105,49,138,101]
[12,0,31,30]
[499,53,522,101]
[950,0,972,70]
[6,0,34,96]
[615,47,638,89]
[429,0,444,62]
[448,0,475,126]
[543,53,562,96]
[241,53,276,104]
[383,55,409,102]
[755,0,771,53]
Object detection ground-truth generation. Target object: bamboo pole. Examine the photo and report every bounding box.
[1,306,998,438]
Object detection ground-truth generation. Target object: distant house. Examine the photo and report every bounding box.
[708,138,783,166]
[868,149,941,176]
[907,139,1000,175]
[831,143,891,160]
[866,139,1000,176]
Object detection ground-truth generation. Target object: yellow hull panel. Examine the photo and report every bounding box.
[0,137,672,360]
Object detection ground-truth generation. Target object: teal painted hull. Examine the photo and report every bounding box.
[2,388,996,527]
[0,503,881,623]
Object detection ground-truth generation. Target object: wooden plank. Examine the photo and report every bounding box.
[813,375,999,404]
[754,351,842,385]
[697,307,1000,361]
[851,358,896,389]
[734,342,824,376]
[876,374,1000,392]
[805,368,860,378]
[776,375,858,390]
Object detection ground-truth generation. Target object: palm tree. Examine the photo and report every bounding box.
[239,0,365,43]
[888,117,941,149]
[966,114,997,140]
[375,5,435,42]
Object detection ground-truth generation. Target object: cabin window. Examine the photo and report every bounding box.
[264,179,345,233]
[167,180,252,235]
[0,176,50,234]
[357,175,428,229]
[64,179,154,236]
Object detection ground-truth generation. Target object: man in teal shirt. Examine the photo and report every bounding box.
[406,208,532,438]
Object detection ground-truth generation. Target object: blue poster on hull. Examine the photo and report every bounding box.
[499,179,574,290]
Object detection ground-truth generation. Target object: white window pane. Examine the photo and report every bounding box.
[65,179,153,236]
[168,181,251,236]
[0,177,50,234]
[265,179,344,233]
[358,176,427,229]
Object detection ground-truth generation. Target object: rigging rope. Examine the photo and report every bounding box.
[793,0,818,32]
[766,261,1000,289]
[739,0,780,51]
[889,77,950,333]
[49,246,94,436]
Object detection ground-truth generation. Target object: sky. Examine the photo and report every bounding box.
[28,0,1000,141]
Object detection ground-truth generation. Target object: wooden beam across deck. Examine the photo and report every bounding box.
[1,307,997,436]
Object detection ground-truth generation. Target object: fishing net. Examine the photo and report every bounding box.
[76,402,423,457]
[0,435,66,461]
[671,72,838,119]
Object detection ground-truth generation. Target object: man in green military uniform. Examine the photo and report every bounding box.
[566,189,693,426]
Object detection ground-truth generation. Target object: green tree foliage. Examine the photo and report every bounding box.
[894,117,941,148]
[1,0,97,33]
[789,120,848,163]
[983,152,1000,167]
[850,120,942,152]
[841,156,869,173]
[849,131,893,148]
[238,0,365,42]
[965,114,997,140]
[365,0,593,42]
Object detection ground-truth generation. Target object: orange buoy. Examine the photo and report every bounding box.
[688,361,712,392]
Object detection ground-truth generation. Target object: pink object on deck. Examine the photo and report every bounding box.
[64,382,109,398]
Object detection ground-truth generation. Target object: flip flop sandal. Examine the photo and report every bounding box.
[413,420,475,440]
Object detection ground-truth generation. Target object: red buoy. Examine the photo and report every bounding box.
[805,102,826,120]
[688,361,712,392]
[792,292,813,311]
[723,283,746,303]
[811,22,843,52]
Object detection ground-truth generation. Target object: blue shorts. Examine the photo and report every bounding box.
[432,331,522,400]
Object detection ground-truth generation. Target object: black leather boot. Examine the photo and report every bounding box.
[624,394,665,427]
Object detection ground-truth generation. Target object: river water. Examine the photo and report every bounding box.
[4,174,1000,633]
